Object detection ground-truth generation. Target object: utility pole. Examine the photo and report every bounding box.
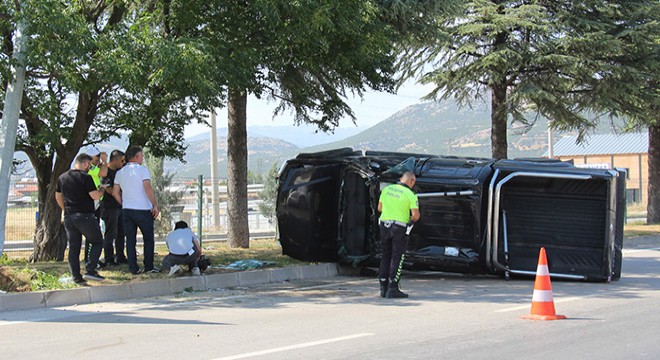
[0,19,27,257]
[547,121,554,159]
[210,110,220,228]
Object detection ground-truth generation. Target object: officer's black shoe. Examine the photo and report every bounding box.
[386,282,409,299]
[379,279,389,298]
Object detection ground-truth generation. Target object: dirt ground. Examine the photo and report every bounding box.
[0,266,31,292]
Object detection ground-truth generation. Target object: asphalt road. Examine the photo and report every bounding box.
[2,246,659,360]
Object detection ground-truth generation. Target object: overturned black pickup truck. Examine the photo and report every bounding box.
[276,148,626,282]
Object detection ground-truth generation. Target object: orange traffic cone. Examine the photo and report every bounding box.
[521,247,567,320]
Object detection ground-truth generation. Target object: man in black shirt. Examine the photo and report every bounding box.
[55,153,107,284]
[100,150,127,265]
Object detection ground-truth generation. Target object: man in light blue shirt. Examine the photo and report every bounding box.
[162,221,202,276]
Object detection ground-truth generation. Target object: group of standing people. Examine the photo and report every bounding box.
[56,145,162,284]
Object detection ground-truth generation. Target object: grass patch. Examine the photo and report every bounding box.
[0,238,309,293]
[4,206,38,241]
[627,203,647,216]
[624,223,660,238]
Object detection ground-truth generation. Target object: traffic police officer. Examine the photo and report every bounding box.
[378,171,420,298]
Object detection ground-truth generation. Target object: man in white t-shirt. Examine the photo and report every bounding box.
[162,221,202,276]
[112,146,160,275]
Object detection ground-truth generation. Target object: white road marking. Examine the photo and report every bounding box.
[211,333,375,360]
[623,247,660,254]
[1,319,46,326]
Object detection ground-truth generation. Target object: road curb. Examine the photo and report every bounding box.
[0,263,339,313]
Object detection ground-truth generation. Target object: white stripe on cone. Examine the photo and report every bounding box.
[536,264,550,276]
[532,289,554,302]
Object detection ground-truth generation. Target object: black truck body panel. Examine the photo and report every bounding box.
[276,148,625,281]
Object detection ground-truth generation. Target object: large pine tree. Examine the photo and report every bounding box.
[557,1,659,223]
[397,0,656,159]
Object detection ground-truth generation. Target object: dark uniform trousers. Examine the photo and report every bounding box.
[378,221,408,282]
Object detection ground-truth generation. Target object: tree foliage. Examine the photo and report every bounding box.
[0,0,223,260]
[397,0,658,159]
[168,0,418,247]
[144,151,183,239]
[258,162,280,225]
[554,0,658,127]
[172,0,400,130]
[555,1,659,223]
[0,0,466,255]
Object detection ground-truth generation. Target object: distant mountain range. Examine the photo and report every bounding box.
[186,124,363,148]
[300,101,549,157]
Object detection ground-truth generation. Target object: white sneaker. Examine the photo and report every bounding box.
[168,265,181,277]
[192,267,201,276]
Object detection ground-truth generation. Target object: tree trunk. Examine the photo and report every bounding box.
[30,154,70,261]
[31,189,67,262]
[29,91,98,261]
[226,88,250,248]
[491,82,508,160]
[647,124,660,224]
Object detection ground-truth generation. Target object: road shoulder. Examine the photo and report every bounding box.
[0,263,338,312]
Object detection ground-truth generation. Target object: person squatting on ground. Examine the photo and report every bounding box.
[377,171,420,298]
[113,146,160,275]
[100,149,128,266]
[162,221,203,277]
[55,153,107,285]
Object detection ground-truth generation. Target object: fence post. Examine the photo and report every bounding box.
[197,175,203,247]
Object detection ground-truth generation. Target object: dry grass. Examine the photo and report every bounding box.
[623,203,658,237]
[626,203,646,217]
[4,207,38,241]
[624,223,660,237]
[0,238,308,293]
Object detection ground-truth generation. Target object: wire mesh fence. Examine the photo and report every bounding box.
[3,177,276,260]
[4,177,39,258]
